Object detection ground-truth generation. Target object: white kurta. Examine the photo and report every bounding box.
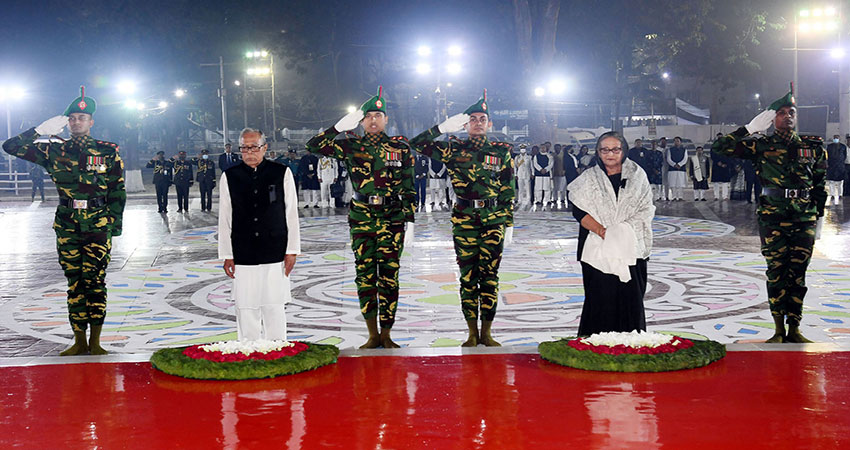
[218,167,301,341]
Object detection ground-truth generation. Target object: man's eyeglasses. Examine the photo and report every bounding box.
[598,147,623,155]
[239,145,265,154]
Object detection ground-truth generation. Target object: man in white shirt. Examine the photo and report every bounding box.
[318,155,338,208]
[515,144,533,208]
[532,144,554,211]
[218,128,301,341]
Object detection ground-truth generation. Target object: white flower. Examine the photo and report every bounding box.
[199,339,295,355]
[578,331,675,349]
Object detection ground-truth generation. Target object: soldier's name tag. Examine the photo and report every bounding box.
[483,154,501,171]
[386,151,402,167]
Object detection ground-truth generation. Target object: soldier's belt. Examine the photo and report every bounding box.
[761,187,810,200]
[352,191,401,207]
[455,197,499,209]
[60,196,108,209]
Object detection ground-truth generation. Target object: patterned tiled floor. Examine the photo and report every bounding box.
[2,196,849,356]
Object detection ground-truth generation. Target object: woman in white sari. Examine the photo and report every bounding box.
[567,131,656,336]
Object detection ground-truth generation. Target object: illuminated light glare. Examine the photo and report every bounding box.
[813,8,822,16]
[799,9,810,17]
[754,93,760,99]
[831,48,846,59]
[534,87,545,97]
[416,63,431,74]
[158,101,168,108]
[0,86,26,101]
[117,80,136,94]
[261,50,268,57]
[446,82,453,87]
[346,105,356,114]
[174,89,186,98]
[826,21,838,30]
[825,7,836,16]
[548,78,567,95]
[800,23,811,32]
[446,63,462,75]
[245,51,254,58]
[234,80,241,86]
[417,45,432,57]
[124,99,137,109]
[661,72,670,79]
[447,45,462,56]
[136,102,145,111]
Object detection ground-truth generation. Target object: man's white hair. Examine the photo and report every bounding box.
[239,128,266,146]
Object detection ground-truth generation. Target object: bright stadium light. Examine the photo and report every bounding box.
[446,62,462,75]
[124,99,137,109]
[800,9,810,17]
[447,45,462,56]
[417,45,432,57]
[416,63,432,74]
[534,87,546,97]
[831,48,846,59]
[548,78,567,95]
[0,86,26,101]
[754,93,760,99]
[234,80,241,86]
[117,80,136,94]
[346,105,357,113]
[158,101,168,108]
[136,102,145,111]
[174,89,186,98]
[661,72,670,79]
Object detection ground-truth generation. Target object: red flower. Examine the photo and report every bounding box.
[567,337,693,355]
[183,342,309,362]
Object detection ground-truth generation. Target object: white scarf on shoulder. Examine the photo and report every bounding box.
[567,159,655,282]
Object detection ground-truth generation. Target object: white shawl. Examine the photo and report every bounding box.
[567,159,655,281]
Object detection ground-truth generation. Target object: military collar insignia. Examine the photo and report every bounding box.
[469,136,487,149]
[363,132,386,147]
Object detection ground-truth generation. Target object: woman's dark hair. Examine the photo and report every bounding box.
[595,131,630,168]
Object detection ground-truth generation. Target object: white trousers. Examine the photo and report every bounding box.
[713,182,730,200]
[651,184,663,201]
[827,180,843,200]
[233,262,291,341]
[668,171,686,199]
[552,176,567,202]
[517,177,532,206]
[320,180,334,207]
[303,189,320,207]
[429,179,446,205]
[534,176,551,204]
[693,189,706,200]
[343,179,353,203]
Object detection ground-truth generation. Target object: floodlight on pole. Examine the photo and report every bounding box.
[548,78,567,95]
[416,63,432,74]
[447,45,462,56]
[158,101,168,109]
[754,93,760,99]
[234,80,241,86]
[174,89,186,98]
[534,87,546,97]
[831,48,846,59]
[346,105,357,114]
[0,86,26,101]
[661,72,670,79]
[117,80,136,94]
[417,45,432,57]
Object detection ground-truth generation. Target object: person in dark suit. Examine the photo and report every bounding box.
[219,143,241,171]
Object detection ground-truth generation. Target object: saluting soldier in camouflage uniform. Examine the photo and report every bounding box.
[306,87,415,348]
[410,90,516,347]
[712,86,826,343]
[2,86,126,355]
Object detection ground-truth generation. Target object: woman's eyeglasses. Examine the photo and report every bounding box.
[598,147,623,155]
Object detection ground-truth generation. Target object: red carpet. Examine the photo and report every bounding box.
[2,352,849,448]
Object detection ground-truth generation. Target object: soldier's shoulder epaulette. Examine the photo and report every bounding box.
[96,140,120,152]
[390,135,409,142]
[389,136,411,149]
[491,141,513,150]
[799,135,824,146]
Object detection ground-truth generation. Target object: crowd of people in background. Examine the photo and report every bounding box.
[15,132,849,211]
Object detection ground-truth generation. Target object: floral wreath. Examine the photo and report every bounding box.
[538,331,726,372]
[150,339,340,380]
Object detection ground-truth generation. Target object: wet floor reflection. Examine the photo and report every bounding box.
[2,352,849,448]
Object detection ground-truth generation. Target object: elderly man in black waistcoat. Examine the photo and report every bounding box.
[218,128,301,341]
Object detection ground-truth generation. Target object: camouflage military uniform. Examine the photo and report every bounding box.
[712,127,826,326]
[410,128,515,321]
[306,129,415,329]
[3,130,126,332]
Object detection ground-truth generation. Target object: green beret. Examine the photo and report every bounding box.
[463,89,489,115]
[768,83,796,110]
[64,86,96,116]
[360,86,387,114]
